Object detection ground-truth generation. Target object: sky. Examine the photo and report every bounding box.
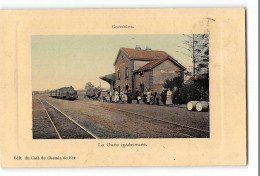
[31,34,193,91]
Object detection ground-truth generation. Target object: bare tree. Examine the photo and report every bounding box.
[177,34,209,77]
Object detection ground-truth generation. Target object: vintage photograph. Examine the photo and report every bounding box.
[0,8,247,168]
[32,34,209,139]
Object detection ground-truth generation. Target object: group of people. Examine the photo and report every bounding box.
[136,87,174,105]
[99,87,176,106]
[102,88,133,104]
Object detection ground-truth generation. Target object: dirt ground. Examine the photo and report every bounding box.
[33,94,209,139]
[41,101,95,139]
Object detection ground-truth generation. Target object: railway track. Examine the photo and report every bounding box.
[76,100,209,138]
[38,99,98,139]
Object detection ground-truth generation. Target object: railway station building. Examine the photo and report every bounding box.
[100,46,186,94]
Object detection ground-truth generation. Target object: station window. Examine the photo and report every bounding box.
[139,71,144,77]
[118,70,121,80]
[125,67,129,79]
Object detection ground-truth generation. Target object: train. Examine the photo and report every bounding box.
[50,86,78,100]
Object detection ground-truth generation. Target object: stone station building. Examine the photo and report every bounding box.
[100,46,186,94]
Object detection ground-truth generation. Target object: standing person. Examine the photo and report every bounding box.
[120,90,124,103]
[118,89,121,102]
[143,93,147,104]
[124,90,128,103]
[115,89,119,103]
[160,88,166,105]
[106,91,110,103]
[135,88,140,104]
[127,89,132,103]
[111,89,115,102]
[122,89,127,104]
[172,86,178,104]
[155,92,160,105]
[150,92,155,105]
[109,92,112,103]
[146,89,151,104]
[143,87,148,104]
[166,88,173,105]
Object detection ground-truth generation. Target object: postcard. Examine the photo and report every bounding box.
[0,8,246,167]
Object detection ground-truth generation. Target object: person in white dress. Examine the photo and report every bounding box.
[124,90,128,103]
[121,91,126,103]
[114,90,119,103]
[166,89,173,105]
[146,90,151,104]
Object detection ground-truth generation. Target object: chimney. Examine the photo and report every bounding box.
[145,46,151,50]
[135,45,141,50]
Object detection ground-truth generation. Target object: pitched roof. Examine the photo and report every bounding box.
[134,57,186,72]
[121,47,169,60]
[114,47,186,71]
[134,57,168,72]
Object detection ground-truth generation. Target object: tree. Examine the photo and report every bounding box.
[85,82,95,91]
[177,34,209,76]
[163,77,183,90]
[85,82,97,96]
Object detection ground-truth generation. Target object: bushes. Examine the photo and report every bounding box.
[162,76,209,104]
[173,83,209,104]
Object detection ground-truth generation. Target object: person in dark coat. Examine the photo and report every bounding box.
[160,89,167,105]
[127,89,132,103]
[150,92,155,105]
[155,92,160,105]
[172,86,178,104]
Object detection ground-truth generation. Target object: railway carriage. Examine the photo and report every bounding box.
[57,88,61,98]
[60,87,66,98]
[54,89,58,97]
[50,89,58,98]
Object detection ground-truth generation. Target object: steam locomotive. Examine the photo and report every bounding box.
[50,86,78,100]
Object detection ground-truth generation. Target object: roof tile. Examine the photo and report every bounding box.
[134,58,168,72]
[119,47,186,72]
